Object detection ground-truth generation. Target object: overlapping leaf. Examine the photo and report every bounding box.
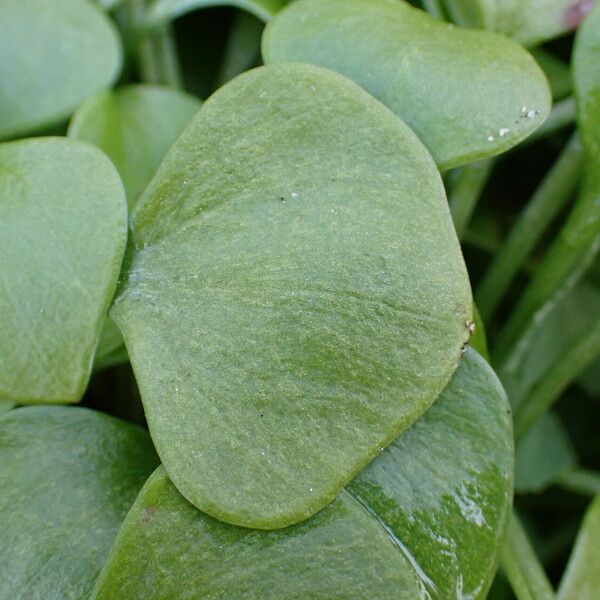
[0,138,127,403]
[0,406,159,599]
[493,3,600,366]
[69,85,201,209]
[0,0,122,140]
[112,63,472,528]
[90,350,513,600]
[441,0,597,47]
[263,0,551,170]
[515,412,576,493]
[558,495,600,600]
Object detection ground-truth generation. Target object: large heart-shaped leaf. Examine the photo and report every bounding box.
[111,63,472,529]
[69,85,201,209]
[0,138,127,403]
[0,406,159,600]
[558,495,600,600]
[90,349,513,600]
[0,0,122,141]
[262,0,552,170]
[441,0,597,47]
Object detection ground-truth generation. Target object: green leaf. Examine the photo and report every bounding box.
[441,0,596,47]
[96,0,125,9]
[0,406,159,599]
[93,316,129,372]
[0,138,127,404]
[0,403,14,415]
[111,63,472,529]
[515,412,576,493]
[492,6,600,363]
[558,495,600,600]
[145,0,287,28]
[531,49,572,100]
[575,4,600,178]
[471,304,490,360]
[262,0,552,170]
[69,85,201,209]
[0,0,122,141]
[91,349,513,600]
[499,280,600,410]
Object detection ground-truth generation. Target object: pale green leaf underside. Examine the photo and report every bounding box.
[112,63,472,529]
[0,406,159,600]
[69,85,201,209]
[145,0,287,27]
[262,0,552,170]
[0,138,127,403]
[558,495,600,600]
[0,0,122,141]
[442,0,593,47]
[515,412,576,493]
[91,350,513,600]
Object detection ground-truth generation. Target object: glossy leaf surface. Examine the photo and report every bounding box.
[0,138,127,403]
[515,412,576,493]
[91,350,512,600]
[441,0,596,47]
[0,406,159,600]
[112,63,472,528]
[263,0,551,170]
[0,0,122,140]
[146,0,287,27]
[558,495,600,600]
[69,85,201,209]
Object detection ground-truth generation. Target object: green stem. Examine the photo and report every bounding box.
[126,0,183,87]
[513,317,600,440]
[500,511,556,600]
[523,97,576,146]
[138,24,182,87]
[556,469,600,497]
[421,0,446,19]
[449,158,494,239]
[476,134,582,321]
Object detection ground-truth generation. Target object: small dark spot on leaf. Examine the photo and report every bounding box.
[142,506,157,523]
[565,0,596,30]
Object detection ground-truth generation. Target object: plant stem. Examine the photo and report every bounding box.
[449,158,494,239]
[500,511,556,600]
[125,0,183,87]
[421,0,446,19]
[494,185,600,366]
[556,469,600,497]
[523,97,576,146]
[513,316,600,440]
[476,134,582,321]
